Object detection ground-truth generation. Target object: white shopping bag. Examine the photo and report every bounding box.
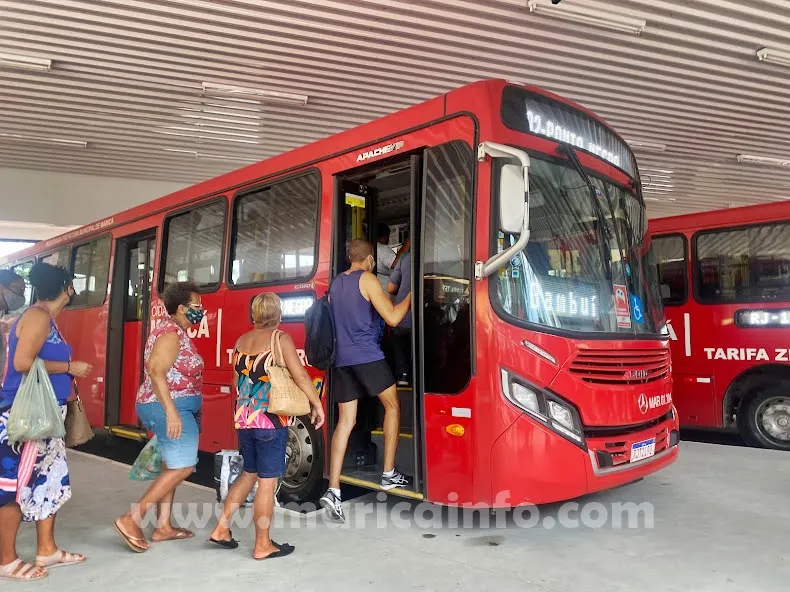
[214,450,258,506]
[214,449,287,508]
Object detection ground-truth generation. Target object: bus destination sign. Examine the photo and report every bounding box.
[501,86,638,179]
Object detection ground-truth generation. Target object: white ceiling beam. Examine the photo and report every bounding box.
[0,94,348,140]
[0,0,789,216]
[38,35,790,116]
[11,0,790,102]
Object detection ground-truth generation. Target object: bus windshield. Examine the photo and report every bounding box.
[493,156,664,336]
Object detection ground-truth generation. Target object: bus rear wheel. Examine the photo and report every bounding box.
[279,415,325,507]
[737,385,790,451]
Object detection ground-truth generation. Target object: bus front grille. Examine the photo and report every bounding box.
[569,348,670,385]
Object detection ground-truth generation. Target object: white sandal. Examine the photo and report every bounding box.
[34,550,86,570]
[0,558,48,581]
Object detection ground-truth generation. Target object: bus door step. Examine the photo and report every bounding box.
[106,425,148,442]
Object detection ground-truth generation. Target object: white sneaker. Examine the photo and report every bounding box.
[319,489,345,522]
[381,469,410,490]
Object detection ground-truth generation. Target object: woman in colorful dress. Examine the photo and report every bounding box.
[114,282,205,553]
[0,263,93,581]
[209,293,324,560]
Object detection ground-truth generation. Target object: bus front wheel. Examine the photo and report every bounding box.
[737,385,790,451]
[279,415,326,507]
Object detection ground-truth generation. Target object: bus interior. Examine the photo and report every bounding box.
[331,153,422,496]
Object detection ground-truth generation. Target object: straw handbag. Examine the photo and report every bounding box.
[264,330,311,417]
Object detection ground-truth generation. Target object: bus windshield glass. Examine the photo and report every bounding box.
[493,156,664,336]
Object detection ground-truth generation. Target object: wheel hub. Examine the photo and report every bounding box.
[282,418,314,489]
[757,398,790,442]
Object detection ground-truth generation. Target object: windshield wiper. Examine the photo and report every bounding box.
[599,181,631,272]
[581,155,643,334]
[556,143,614,281]
[602,182,639,300]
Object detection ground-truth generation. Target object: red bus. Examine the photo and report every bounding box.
[650,201,790,450]
[1,79,678,506]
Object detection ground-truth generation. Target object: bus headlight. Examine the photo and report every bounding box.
[511,382,541,415]
[548,400,573,430]
[546,397,584,445]
[501,369,586,449]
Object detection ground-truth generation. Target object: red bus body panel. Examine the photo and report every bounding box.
[119,321,143,426]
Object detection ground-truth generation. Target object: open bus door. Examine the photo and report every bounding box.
[327,152,425,500]
[105,230,156,438]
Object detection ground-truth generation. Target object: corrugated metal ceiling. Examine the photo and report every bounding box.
[1,0,789,218]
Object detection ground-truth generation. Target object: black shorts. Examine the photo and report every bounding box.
[332,359,395,404]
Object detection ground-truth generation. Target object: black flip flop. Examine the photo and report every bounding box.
[254,542,295,560]
[209,530,239,549]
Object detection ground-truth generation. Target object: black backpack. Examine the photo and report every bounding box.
[304,289,335,371]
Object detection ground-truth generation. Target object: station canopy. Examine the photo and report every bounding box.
[0,0,789,218]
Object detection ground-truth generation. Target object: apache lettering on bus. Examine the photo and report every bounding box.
[356,140,405,162]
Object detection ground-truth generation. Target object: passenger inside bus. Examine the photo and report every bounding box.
[387,232,411,386]
[375,223,409,293]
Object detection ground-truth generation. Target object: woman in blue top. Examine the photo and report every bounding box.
[0,263,93,581]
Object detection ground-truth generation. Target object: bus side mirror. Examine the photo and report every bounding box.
[500,163,527,235]
[475,142,532,280]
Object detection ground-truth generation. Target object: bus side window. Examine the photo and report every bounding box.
[40,247,71,268]
[69,236,111,308]
[161,200,227,290]
[695,223,790,304]
[229,171,320,286]
[652,235,687,305]
[9,260,34,312]
[422,140,474,394]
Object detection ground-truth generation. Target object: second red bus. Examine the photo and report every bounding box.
[650,201,790,450]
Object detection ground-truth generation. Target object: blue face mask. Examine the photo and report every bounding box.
[185,306,204,325]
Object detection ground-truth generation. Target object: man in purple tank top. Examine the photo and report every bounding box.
[320,240,411,522]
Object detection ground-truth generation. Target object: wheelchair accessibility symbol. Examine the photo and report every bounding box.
[630,294,644,324]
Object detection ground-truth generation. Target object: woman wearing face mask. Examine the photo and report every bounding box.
[114,282,205,553]
[0,269,26,384]
[0,263,93,581]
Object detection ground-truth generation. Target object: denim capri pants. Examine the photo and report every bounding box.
[136,395,201,470]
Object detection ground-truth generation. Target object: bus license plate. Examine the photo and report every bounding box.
[630,438,656,462]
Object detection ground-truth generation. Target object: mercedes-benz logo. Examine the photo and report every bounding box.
[638,393,648,414]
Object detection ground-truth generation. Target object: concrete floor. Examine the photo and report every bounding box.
[13,441,789,592]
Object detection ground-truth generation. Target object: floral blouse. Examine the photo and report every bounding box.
[136,318,203,405]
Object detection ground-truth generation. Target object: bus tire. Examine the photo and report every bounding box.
[279,415,326,507]
[736,383,790,451]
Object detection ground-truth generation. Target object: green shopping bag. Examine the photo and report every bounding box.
[128,436,162,481]
[7,358,65,444]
